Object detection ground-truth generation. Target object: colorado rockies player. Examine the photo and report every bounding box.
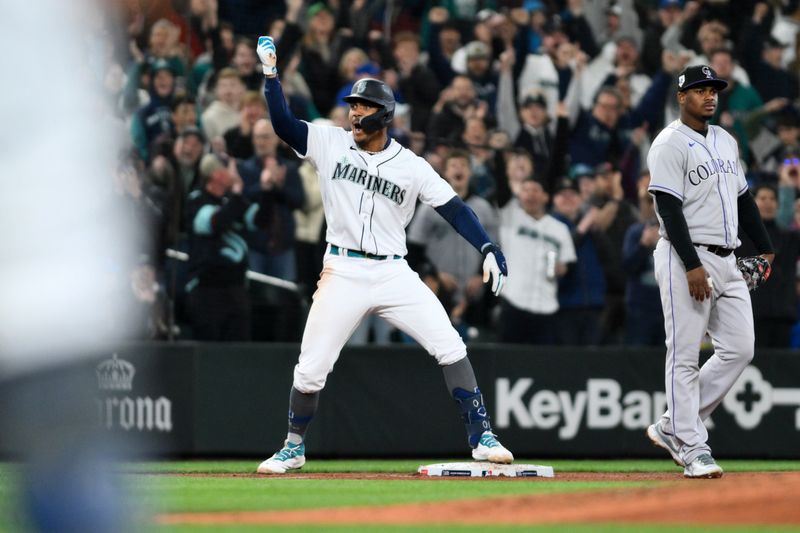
[646,65,774,478]
[254,37,513,474]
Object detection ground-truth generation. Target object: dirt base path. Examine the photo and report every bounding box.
[156,472,800,526]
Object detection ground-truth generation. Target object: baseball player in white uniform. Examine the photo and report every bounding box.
[646,65,774,478]
[253,37,513,473]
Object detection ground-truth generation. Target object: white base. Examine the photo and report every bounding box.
[418,462,554,478]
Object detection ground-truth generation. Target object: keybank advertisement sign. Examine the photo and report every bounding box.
[495,378,668,439]
[490,351,800,458]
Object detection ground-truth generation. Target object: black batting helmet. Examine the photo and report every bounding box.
[343,78,395,133]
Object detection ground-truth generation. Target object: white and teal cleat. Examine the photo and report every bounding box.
[471,431,514,464]
[257,440,306,474]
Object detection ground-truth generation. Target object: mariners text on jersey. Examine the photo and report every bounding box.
[332,157,407,205]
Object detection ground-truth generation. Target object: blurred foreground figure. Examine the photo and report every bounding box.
[0,0,138,530]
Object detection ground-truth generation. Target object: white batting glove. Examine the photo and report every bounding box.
[257,36,278,77]
[481,243,508,297]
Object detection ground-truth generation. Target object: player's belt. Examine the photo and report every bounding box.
[329,244,402,261]
[694,243,734,257]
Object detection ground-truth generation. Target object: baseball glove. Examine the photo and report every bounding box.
[737,256,772,291]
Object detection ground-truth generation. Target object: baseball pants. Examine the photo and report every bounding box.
[654,240,754,464]
[292,251,467,393]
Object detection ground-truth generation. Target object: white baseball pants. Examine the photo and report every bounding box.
[292,251,467,393]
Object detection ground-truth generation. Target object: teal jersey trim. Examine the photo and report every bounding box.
[220,232,247,263]
[244,204,260,232]
[193,205,217,235]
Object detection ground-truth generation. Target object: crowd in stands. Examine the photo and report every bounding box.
[103,0,800,347]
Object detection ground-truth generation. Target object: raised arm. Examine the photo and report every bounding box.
[257,36,309,156]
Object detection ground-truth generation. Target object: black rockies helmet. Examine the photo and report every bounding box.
[343,78,395,133]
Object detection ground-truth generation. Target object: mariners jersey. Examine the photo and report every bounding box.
[499,201,576,314]
[296,124,457,257]
[647,120,747,249]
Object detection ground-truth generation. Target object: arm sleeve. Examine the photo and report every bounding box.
[264,76,309,156]
[738,191,775,254]
[653,191,702,270]
[434,196,494,253]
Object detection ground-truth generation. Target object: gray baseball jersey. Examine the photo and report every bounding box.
[648,120,748,248]
[647,118,754,466]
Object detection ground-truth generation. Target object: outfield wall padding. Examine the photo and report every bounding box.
[2,343,798,458]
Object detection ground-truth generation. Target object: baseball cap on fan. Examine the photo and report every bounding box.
[676,65,728,92]
[554,177,579,194]
[466,41,491,60]
[521,92,547,108]
[307,2,332,18]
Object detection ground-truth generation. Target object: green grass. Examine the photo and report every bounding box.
[134,477,635,513]
[3,460,800,532]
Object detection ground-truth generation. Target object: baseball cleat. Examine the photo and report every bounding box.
[256,440,306,474]
[683,453,723,479]
[646,422,684,467]
[471,431,514,464]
